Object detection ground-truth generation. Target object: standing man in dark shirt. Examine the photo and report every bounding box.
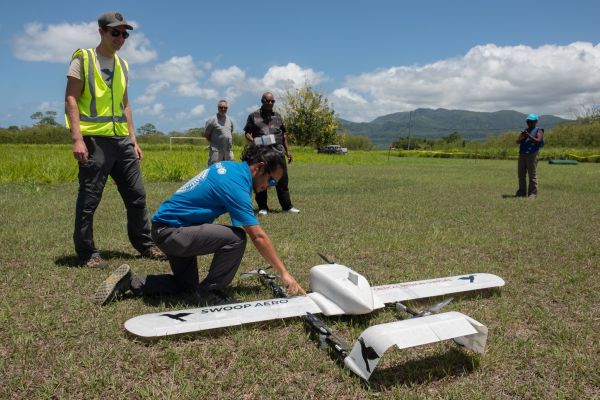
[516,113,544,198]
[244,92,300,215]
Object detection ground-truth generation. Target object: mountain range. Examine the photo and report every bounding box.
[338,108,570,147]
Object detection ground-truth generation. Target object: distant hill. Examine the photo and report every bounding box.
[339,108,570,147]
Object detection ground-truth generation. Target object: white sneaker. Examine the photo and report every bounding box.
[258,209,268,216]
[286,207,300,214]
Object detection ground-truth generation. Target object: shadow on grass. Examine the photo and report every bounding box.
[138,283,266,309]
[54,250,140,267]
[501,194,526,198]
[366,347,480,390]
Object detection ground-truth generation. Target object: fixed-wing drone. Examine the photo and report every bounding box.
[125,257,504,380]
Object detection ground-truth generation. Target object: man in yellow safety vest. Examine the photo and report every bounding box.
[65,11,165,268]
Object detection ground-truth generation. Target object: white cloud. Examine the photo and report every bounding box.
[332,42,600,122]
[136,81,170,104]
[12,21,157,64]
[137,103,164,116]
[37,101,63,112]
[176,83,218,99]
[143,55,204,83]
[175,104,206,120]
[210,66,246,86]
[248,63,327,96]
[190,104,206,117]
[121,32,158,64]
[331,88,367,104]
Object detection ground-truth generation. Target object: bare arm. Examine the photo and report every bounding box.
[204,119,213,141]
[517,128,544,144]
[281,121,292,163]
[244,114,254,142]
[123,90,143,160]
[529,128,544,143]
[282,131,292,163]
[243,224,305,295]
[65,76,87,162]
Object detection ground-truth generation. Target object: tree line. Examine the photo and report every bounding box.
[2,88,599,149]
[1,86,372,149]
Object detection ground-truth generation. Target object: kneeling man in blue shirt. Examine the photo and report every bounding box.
[94,145,305,306]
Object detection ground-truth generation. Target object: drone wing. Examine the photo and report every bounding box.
[344,311,488,380]
[124,296,321,338]
[372,273,505,304]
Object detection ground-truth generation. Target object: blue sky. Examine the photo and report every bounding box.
[1,0,599,133]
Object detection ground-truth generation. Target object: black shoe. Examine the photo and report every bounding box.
[93,264,132,306]
[191,289,238,306]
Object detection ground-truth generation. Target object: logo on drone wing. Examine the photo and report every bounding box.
[161,312,193,322]
[358,337,380,372]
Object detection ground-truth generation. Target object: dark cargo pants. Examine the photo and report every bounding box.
[130,223,247,296]
[517,152,539,196]
[255,170,292,211]
[74,136,154,260]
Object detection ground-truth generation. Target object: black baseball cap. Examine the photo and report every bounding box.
[98,12,133,30]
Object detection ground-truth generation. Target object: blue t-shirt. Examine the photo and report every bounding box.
[519,127,544,154]
[151,161,259,227]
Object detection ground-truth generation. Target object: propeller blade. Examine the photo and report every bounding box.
[423,297,454,314]
[239,266,272,280]
[396,302,420,316]
[317,253,335,264]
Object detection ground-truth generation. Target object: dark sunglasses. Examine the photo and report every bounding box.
[268,176,277,187]
[218,106,228,110]
[108,28,130,39]
[263,99,275,104]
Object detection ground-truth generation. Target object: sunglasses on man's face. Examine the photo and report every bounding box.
[263,99,275,104]
[108,28,130,39]
[218,106,228,110]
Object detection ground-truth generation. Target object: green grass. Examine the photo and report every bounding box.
[0,153,599,398]
[1,144,598,184]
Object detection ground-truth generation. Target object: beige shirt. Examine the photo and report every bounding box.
[67,50,117,86]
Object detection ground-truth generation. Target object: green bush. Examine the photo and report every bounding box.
[0,126,70,144]
[339,133,373,150]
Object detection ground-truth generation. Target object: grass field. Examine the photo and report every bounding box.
[0,144,599,184]
[0,149,599,399]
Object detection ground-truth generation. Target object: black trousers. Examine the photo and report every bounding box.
[73,136,153,260]
[130,223,247,296]
[255,170,293,211]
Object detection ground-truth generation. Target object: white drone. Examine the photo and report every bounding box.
[125,255,504,381]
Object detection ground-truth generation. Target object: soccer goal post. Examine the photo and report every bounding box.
[169,137,206,150]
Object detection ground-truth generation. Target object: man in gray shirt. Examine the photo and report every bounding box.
[204,100,234,165]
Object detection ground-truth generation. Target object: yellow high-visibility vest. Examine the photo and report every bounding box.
[66,48,129,136]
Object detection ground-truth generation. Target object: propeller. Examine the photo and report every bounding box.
[396,297,454,318]
[239,266,276,280]
[317,253,335,264]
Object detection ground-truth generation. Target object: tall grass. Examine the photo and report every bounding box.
[1,143,599,184]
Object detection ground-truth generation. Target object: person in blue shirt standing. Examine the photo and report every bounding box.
[93,145,306,306]
[516,113,544,198]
